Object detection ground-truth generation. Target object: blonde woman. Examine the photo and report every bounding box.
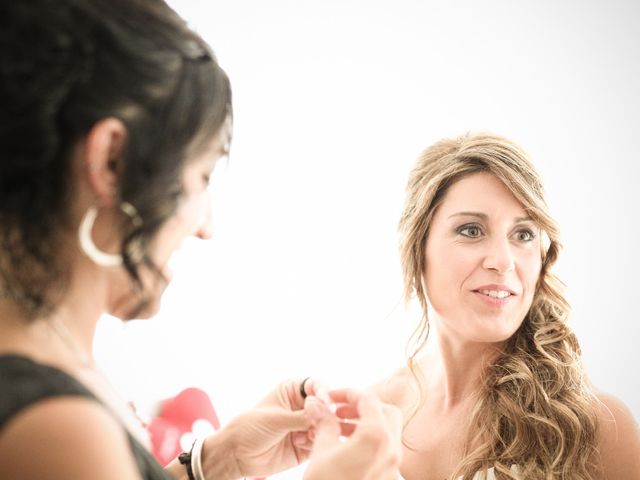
[373,133,640,479]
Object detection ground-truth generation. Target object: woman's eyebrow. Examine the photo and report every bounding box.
[448,212,534,223]
[448,211,488,220]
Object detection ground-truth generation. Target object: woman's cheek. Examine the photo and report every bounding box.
[523,248,543,282]
[173,191,210,234]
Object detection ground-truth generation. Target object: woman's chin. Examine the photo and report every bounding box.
[128,301,162,321]
[108,289,164,321]
[471,327,520,345]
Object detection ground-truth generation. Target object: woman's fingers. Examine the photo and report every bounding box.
[328,388,366,404]
[302,389,403,480]
[335,403,359,419]
[338,420,357,437]
[304,396,341,454]
[301,378,331,404]
[291,431,314,451]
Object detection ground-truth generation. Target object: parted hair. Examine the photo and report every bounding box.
[399,133,600,479]
[0,0,232,317]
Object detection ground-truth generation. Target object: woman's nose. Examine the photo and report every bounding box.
[482,237,515,273]
[195,197,214,240]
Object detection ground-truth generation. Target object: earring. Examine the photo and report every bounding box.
[78,202,141,267]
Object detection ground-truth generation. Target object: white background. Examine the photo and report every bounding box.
[95,1,640,478]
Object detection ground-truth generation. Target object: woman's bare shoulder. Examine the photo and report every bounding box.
[0,396,143,480]
[369,365,415,408]
[593,391,640,479]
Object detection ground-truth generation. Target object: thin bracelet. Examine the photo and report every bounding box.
[178,442,196,480]
[191,437,206,480]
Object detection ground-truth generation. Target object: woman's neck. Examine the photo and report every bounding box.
[419,326,503,412]
[0,301,99,367]
[0,298,151,448]
[0,260,110,368]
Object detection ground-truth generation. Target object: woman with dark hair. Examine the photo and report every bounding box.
[0,1,402,479]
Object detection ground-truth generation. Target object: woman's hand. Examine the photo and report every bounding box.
[303,389,403,480]
[215,378,324,478]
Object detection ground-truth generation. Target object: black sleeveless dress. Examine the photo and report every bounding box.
[0,355,171,479]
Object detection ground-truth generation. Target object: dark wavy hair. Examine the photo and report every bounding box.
[0,0,232,317]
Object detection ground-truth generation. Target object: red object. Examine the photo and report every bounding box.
[148,387,220,466]
[147,387,266,479]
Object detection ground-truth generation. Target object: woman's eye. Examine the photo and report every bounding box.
[458,224,483,238]
[516,229,536,242]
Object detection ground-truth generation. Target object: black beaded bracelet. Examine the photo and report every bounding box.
[178,443,196,480]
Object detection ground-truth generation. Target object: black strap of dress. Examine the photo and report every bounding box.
[0,354,171,479]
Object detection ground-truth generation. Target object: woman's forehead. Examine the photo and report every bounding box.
[436,172,529,220]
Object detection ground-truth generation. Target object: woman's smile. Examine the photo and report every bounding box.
[471,284,518,307]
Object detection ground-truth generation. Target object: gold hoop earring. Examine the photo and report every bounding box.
[78,202,141,267]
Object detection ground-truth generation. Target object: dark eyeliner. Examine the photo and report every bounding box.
[517,228,536,241]
[456,223,483,237]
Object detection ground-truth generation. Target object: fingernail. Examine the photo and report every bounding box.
[316,387,331,405]
[304,396,327,425]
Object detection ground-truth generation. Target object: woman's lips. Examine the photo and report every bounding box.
[471,285,517,307]
[472,290,513,306]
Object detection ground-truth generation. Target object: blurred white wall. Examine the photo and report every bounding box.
[95,1,640,477]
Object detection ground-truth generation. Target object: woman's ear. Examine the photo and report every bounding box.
[82,117,127,206]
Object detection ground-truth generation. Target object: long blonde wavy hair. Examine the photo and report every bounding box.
[399,133,601,479]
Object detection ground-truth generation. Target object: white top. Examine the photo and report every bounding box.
[400,464,521,480]
[463,465,520,479]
